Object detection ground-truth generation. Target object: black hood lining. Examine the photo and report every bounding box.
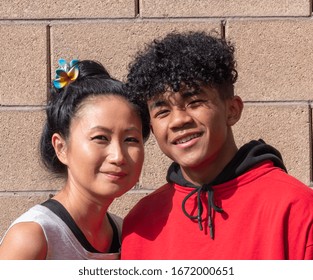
[166,139,287,239]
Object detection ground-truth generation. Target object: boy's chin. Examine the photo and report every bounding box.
[176,159,203,169]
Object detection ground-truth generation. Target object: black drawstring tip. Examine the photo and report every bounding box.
[199,223,203,231]
[198,216,203,231]
[208,216,214,239]
[209,226,214,239]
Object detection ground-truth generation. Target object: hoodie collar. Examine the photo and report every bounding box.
[166,139,287,239]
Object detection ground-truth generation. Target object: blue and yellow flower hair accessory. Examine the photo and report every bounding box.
[53,59,79,89]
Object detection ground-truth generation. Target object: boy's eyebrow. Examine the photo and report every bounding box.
[181,89,198,98]
[148,90,199,110]
[148,99,167,111]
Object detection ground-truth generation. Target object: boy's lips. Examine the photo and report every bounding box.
[172,132,203,145]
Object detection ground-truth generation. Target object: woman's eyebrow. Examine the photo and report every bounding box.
[90,125,141,133]
[89,126,112,133]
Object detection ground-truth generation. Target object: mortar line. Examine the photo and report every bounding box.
[221,20,226,38]
[0,190,57,196]
[0,105,44,111]
[0,16,311,24]
[135,0,140,17]
[309,103,313,185]
[243,100,311,106]
[46,24,52,101]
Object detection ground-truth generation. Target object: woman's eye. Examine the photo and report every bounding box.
[91,135,108,141]
[125,137,140,143]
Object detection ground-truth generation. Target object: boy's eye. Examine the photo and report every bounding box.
[187,99,206,107]
[154,109,170,118]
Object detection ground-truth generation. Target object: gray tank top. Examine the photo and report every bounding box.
[1,203,122,260]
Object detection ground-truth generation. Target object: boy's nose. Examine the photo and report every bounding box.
[169,107,193,129]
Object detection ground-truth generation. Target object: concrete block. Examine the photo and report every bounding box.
[109,191,151,218]
[140,135,173,189]
[233,103,311,185]
[311,103,313,188]
[0,193,50,239]
[0,24,47,105]
[0,109,63,191]
[0,0,135,19]
[50,21,220,81]
[141,0,311,17]
[227,19,313,101]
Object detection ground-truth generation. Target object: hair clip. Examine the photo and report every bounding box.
[53,59,79,89]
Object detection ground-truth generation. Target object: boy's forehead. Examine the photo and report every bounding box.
[150,84,199,100]
[147,87,202,110]
[147,94,167,110]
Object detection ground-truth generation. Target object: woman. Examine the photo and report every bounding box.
[0,59,149,259]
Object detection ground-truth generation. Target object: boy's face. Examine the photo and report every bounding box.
[148,85,242,183]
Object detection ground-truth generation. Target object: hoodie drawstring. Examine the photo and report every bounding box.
[168,139,287,240]
[182,184,223,239]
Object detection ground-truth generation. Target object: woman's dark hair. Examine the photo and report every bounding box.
[126,31,238,102]
[40,60,150,176]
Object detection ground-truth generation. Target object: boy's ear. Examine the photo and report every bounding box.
[51,133,68,165]
[227,96,243,126]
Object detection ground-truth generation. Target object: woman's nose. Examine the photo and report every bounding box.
[106,142,126,166]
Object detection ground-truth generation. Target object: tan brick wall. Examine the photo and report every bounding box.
[0,0,312,238]
[140,0,311,17]
[0,1,136,19]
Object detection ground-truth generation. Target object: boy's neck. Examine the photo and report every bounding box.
[180,139,238,186]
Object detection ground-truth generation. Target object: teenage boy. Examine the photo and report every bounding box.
[121,31,313,259]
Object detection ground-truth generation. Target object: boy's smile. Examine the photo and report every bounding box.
[172,132,203,145]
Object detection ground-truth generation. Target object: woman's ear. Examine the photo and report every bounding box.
[150,123,154,134]
[51,133,68,165]
[227,95,244,126]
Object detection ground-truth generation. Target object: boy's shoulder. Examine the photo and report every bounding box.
[263,167,312,191]
[254,165,313,205]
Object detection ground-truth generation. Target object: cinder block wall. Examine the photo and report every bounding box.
[0,0,312,238]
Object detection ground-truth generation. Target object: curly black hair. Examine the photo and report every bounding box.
[126,31,238,102]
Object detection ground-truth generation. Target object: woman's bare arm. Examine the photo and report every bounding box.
[0,222,47,260]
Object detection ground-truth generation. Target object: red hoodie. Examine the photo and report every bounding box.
[121,140,313,260]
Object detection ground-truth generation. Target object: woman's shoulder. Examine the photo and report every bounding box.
[0,221,47,259]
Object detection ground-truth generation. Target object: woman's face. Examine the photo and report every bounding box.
[56,95,144,201]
